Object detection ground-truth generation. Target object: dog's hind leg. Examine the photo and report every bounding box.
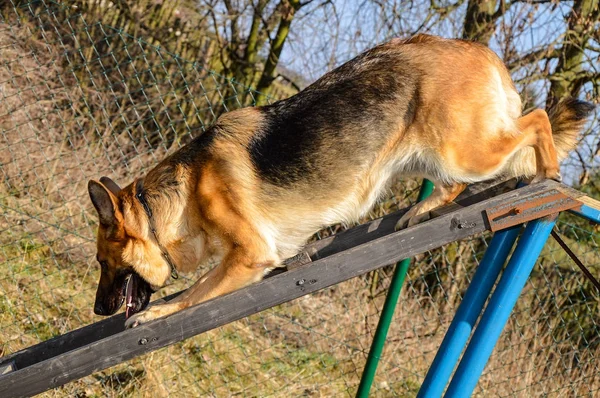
[516,109,561,183]
[395,181,467,230]
[450,109,560,185]
[394,109,561,231]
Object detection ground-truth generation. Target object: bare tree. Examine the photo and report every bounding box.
[204,0,336,103]
[546,0,599,108]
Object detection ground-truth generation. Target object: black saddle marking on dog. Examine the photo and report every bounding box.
[249,47,419,187]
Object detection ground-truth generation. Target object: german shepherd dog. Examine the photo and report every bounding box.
[88,34,593,328]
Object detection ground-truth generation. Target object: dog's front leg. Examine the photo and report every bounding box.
[125,248,270,328]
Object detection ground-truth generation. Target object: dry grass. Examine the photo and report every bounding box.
[1,6,600,398]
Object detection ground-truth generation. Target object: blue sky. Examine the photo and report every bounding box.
[276,0,598,184]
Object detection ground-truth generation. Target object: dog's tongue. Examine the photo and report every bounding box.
[124,272,153,319]
[125,274,138,320]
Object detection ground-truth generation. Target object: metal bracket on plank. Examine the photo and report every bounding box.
[485,189,581,232]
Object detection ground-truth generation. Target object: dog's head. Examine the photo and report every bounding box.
[88,177,171,317]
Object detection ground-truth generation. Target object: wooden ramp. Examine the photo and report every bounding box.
[0,179,594,397]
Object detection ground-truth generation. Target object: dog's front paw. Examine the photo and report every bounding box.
[395,205,429,231]
[124,302,184,328]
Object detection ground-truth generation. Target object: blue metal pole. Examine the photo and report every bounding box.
[445,215,557,398]
[569,202,600,224]
[417,224,522,398]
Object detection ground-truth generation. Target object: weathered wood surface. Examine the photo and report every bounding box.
[0,292,181,371]
[0,179,565,397]
[0,179,517,375]
[303,178,518,261]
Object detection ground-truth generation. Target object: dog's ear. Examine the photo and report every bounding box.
[99,176,121,196]
[88,180,121,227]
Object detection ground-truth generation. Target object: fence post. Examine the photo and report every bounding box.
[356,179,434,397]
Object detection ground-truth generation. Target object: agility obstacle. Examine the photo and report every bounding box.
[1,178,599,398]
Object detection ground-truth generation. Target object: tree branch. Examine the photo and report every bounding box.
[492,0,508,19]
[299,0,318,7]
[430,0,465,14]
[506,46,562,71]
[255,0,300,100]
[275,73,302,91]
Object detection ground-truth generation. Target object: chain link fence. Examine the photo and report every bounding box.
[1,1,599,396]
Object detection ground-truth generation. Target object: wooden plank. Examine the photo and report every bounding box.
[0,292,180,371]
[579,195,600,210]
[0,180,560,398]
[305,178,519,260]
[0,178,518,375]
[430,202,464,218]
[0,361,15,376]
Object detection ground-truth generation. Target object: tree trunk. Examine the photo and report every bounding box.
[255,0,300,103]
[237,0,270,103]
[462,0,500,45]
[546,0,599,109]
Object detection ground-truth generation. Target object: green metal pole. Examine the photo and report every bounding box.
[356,179,434,397]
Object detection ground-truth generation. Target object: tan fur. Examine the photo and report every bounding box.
[87,34,592,327]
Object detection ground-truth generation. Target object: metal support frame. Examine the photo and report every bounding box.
[355,181,600,398]
[446,215,557,396]
[415,187,600,397]
[417,224,522,398]
[570,200,600,223]
[417,217,557,397]
[357,180,578,397]
[445,216,556,397]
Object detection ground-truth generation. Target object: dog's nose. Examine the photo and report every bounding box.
[94,301,107,315]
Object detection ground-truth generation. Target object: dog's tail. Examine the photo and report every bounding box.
[507,97,594,178]
[548,97,595,160]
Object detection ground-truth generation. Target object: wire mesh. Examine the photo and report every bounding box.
[0,1,599,397]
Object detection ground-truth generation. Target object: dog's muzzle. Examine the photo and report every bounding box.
[94,272,153,317]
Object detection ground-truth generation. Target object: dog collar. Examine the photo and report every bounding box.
[135,179,179,280]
